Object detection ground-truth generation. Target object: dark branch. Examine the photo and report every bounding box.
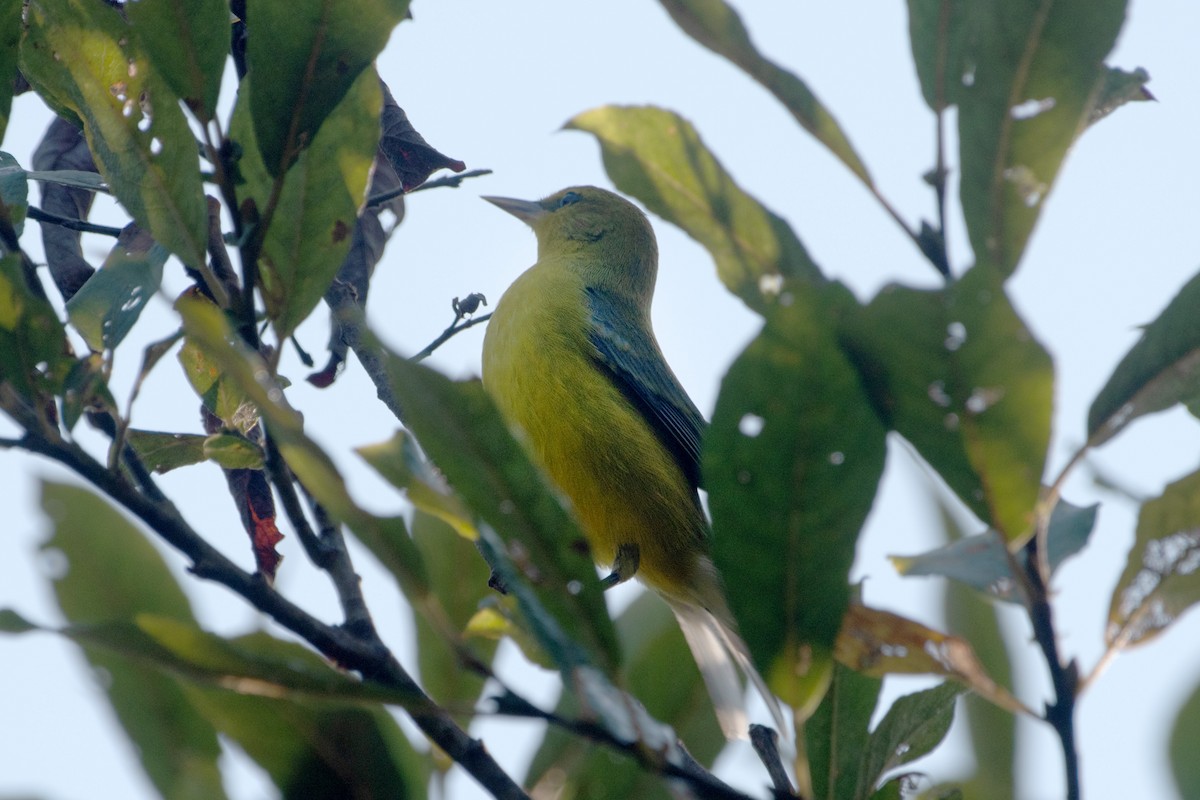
[14,428,530,800]
[750,724,797,797]
[28,205,123,237]
[413,311,492,363]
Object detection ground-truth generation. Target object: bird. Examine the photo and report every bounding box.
[480,185,783,740]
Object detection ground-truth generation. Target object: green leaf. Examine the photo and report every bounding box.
[841,266,1053,543]
[807,663,881,800]
[245,0,409,175]
[0,152,28,235]
[658,0,872,186]
[382,354,621,676]
[186,677,430,800]
[0,1,18,140]
[203,432,265,470]
[126,429,209,473]
[891,499,1098,601]
[567,104,821,314]
[66,225,167,351]
[706,281,886,702]
[1171,676,1200,798]
[1088,268,1200,446]
[0,608,38,633]
[906,0,972,111]
[1107,467,1200,650]
[232,70,381,338]
[957,0,1128,276]
[856,682,962,799]
[859,681,960,800]
[0,253,72,401]
[25,168,110,192]
[127,0,229,121]
[39,481,227,800]
[21,0,209,270]
[412,510,494,728]
[1089,66,1153,125]
[175,294,429,597]
[525,592,724,800]
[358,430,475,538]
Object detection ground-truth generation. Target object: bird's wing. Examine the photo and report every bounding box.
[585,286,707,489]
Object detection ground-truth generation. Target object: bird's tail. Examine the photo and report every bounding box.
[665,597,786,741]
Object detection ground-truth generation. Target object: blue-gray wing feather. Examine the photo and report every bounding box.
[585,287,706,489]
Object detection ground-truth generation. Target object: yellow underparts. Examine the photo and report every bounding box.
[482,259,709,602]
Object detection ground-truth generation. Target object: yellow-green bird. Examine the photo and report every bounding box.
[481,185,783,739]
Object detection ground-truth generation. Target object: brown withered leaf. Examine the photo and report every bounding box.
[835,603,1032,717]
[379,79,464,191]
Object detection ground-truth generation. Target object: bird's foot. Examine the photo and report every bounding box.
[601,543,640,590]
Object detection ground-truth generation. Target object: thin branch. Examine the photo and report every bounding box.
[1021,534,1081,800]
[751,724,797,798]
[28,205,123,237]
[15,428,530,800]
[366,168,493,207]
[492,690,753,800]
[412,312,492,362]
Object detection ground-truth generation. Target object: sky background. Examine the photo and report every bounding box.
[4,1,1200,798]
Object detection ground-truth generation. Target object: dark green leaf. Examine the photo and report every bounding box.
[658,0,871,186]
[957,0,1128,276]
[39,481,227,800]
[1089,66,1153,125]
[245,0,409,175]
[66,225,167,351]
[807,664,881,800]
[126,429,209,473]
[21,0,209,270]
[0,253,72,401]
[412,511,494,728]
[382,354,620,675]
[707,281,886,702]
[1171,675,1200,798]
[127,0,229,121]
[187,679,430,800]
[892,499,1098,601]
[0,608,38,633]
[567,104,821,314]
[856,682,962,798]
[1107,467,1200,649]
[525,592,724,800]
[0,152,28,235]
[232,71,381,338]
[1088,268,1200,446]
[0,1,18,140]
[841,266,1053,543]
[906,0,971,111]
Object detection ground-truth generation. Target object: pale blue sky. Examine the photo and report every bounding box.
[3,2,1200,798]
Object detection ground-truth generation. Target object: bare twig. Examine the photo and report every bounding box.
[412,311,492,362]
[751,724,797,797]
[28,205,123,237]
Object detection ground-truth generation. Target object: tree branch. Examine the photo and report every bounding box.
[27,205,123,237]
[15,428,530,800]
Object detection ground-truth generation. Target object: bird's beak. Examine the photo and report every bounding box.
[483,195,546,225]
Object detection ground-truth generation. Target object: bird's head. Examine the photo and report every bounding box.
[484,186,658,300]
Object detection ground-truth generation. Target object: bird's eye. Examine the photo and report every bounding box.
[558,191,582,208]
